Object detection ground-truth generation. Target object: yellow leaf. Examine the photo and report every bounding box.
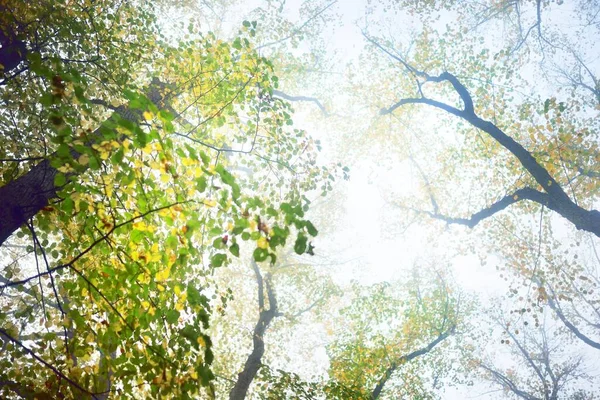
[257,237,269,249]
[143,111,153,121]
[203,199,217,207]
[156,266,170,282]
[249,220,257,231]
[78,154,89,166]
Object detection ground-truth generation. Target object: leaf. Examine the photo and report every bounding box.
[165,309,180,324]
[232,38,242,50]
[54,173,66,187]
[63,197,74,214]
[57,143,71,158]
[211,253,227,267]
[230,243,240,257]
[187,286,206,308]
[216,165,241,200]
[253,247,269,262]
[196,176,208,193]
[294,234,308,255]
[199,151,211,166]
[305,220,318,237]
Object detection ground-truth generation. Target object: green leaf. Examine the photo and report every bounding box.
[134,127,148,148]
[294,234,308,255]
[165,309,180,324]
[181,324,200,349]
[253,247,268,262]
[232,38,242,50]
[187,286,206,307]
[89,156,100,170]
[211,253,227,267]
[54,173,66,187]
[112,148,124,164]
[63,197,74,214]
[166,235,178,249]
[196,176,208,193]
[199,151,211,166]
[57,144,71,158]
[130,230,144,244]
[230,243,240,257]
[216,165,241,199]
[305,220,318,237]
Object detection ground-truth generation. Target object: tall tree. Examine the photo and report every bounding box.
[326,269,466,399]
[476,310,599,400]
[0,1,332,398]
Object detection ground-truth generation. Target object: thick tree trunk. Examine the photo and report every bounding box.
[0,159,59,245]
[0,13,28,76]
[228,314,271,400]
[0,83,165,246]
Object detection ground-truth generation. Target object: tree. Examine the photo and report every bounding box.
[209,254,339,399]
[476,310,599,400]
[0,1,332,398]
[363,31,600,237]
[326,269,466,399]
[339,2,600,396]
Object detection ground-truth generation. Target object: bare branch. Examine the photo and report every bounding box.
[272,89,328,116]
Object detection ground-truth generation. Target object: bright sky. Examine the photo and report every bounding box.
[258,1,600,398]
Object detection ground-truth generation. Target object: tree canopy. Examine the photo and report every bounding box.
[1,0,599,399]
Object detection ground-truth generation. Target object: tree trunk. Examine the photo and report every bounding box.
[0,83,166,246]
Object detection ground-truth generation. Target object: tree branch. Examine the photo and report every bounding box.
[407,187,552,228]
[229,261,280,400]
[480,364,540,400]
[369,326,454,399]
[272,89,328,116]
[0,328,101,399]
[542,284,600,350]
[378,56,600,236]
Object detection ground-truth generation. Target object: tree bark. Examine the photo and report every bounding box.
[0,11,28,77]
